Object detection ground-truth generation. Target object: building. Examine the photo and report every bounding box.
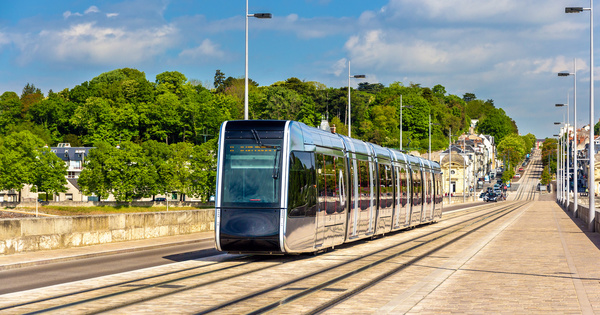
[49,143,94,201]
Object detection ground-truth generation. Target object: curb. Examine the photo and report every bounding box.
[0,238,207,272]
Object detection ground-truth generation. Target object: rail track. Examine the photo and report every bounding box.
[0,199,533,314]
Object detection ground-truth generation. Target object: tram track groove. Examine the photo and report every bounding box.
[249,202,531,315]
[0,256,281,314]
[1,202,523,314]
[190,202,528,314]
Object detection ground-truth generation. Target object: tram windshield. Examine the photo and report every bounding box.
[221,140,282,207]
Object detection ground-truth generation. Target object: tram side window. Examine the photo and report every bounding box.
[317,154,347,215]
[399,167,408,207]
[358,159,370,211]
[288,151,317,217]
[412,169,422,205]
[334,156,347,213]
[379,164,392,210]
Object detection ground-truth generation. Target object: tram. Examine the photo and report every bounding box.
[215,120,443,254]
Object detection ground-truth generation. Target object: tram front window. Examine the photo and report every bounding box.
[222,142,282,207]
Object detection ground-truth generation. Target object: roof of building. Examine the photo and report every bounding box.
[50,146,93,162]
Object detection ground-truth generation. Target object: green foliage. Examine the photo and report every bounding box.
[540,165,551,185]
[541,138,558,175]
[1,67,525,202]
[497,134,526,170]
[476,108,518,143]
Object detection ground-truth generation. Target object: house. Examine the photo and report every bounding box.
[49,143,95,201]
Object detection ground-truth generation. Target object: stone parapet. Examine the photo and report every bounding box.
[0,209,214,255]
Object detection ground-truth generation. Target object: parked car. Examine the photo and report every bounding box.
[514,173,521,178]
[518,167,524,172]
[486,192,499,202]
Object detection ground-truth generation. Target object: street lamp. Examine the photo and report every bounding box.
[556,103,570,210]
[429,115,440,160]
[566,2,595,231]
[245,0,271,120]
[558,59,578,216]
[347,60,365,138]
[555,122,564,203]
[554,134,560,202]
[400,96,413,150]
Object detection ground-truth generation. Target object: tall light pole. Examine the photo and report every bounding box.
[554,134,560,202]
[556,102,570,210]
[400,96,413,150]
[429,115,440,160]
[555,121,564,204]
[448,128,453,205]
[566,3,595,231]
[559,59,578,216]
[245,0,271,120]
[347,60,365,138]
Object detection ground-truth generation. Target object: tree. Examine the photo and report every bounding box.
[164,142,195,200]
[189,138,218,202]
[155,71,188,98]
[357,82,384,94]
[32,148,68,199]
[0,92,23,134]
[540,165,551,185]
[214,69,226,92]
[497,134,526,171]
[476,108,517,143]
[0,130,46,201]
[462,92,476,103]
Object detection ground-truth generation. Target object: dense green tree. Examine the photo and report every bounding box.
[214,69,226,93]
[358,82,384,94]
[189,138,218,202]
[0,92,23,134]
[497,134,526,171]
[476,108,517,143]
[32,147,68,199]
[541,138,558,174]
[0,130,46,200]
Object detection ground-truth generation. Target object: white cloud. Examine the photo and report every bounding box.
[84,6,100,15]
[22,22,179,65]
[63,11,82,19]
[106,13,119,18]
[178,39,226,61]
[64,5,104,20]
[328,58,347,76]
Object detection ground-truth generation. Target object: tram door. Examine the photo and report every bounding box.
[410,166,423,226]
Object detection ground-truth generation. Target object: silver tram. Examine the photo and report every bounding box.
[215,120,443,254]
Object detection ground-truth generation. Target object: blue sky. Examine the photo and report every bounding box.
[0,0,597,139]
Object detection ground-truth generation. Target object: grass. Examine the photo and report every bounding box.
[12,204,214,216]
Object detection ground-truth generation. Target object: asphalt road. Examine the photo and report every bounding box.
[0,239,217,295]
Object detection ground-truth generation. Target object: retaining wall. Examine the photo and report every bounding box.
[564,202,600,233]
[0,209,214,255]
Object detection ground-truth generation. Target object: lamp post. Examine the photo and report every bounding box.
[400,96,413,150]
[556,103,570,210]
[429,115,440,160]
[559,59,578,216]
[555,122,564,204]
[245,0,271,120]
[554,134,560,202]
[347,60,365,138]
[566,2,595,231]
[449,128,452,205]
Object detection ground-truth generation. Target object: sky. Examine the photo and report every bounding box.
[0,0,597,139]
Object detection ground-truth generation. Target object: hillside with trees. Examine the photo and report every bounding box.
[0,68,529,202]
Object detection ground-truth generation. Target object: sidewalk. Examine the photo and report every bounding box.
[0,231,214,271]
